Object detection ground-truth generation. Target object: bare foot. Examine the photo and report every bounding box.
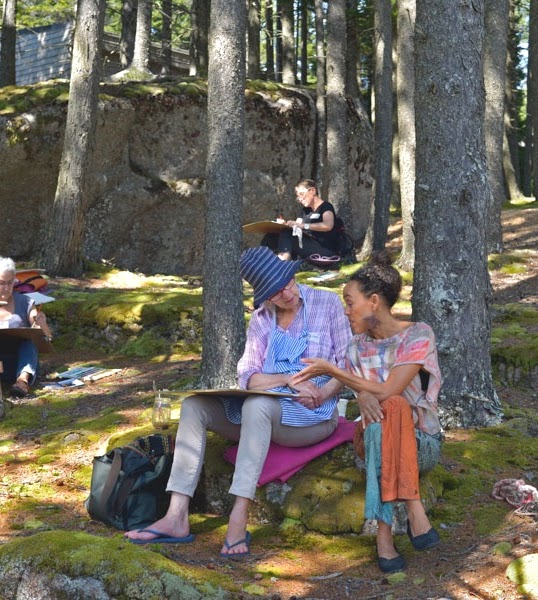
[377,522,399,560]
[221,530,251,556]
[406,500,432,537]
[124,515,190,542]
[220,522,250,556]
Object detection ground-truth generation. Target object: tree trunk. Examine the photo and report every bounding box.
[0,0,16,86]
[160,0,172,76]
[372,0,393,251]
[396,0,415,270]
[484,0,509,253]
[345,0,360,98]
[247,0,261,79]
[281,0,295,84]
[326,0,352,228]
[189,0,209,77]
[265,0,275,80]
[131,0,153,74]
[201,0,247,388]
[40,0,105,276]
[120,0,137,68]
[275,1,283,81]
[314,0,326,187]
[527,0,538,197]
[414,0,501,428]
[505,1,523,191]
[503,123,524,200]
[300,0,308,85]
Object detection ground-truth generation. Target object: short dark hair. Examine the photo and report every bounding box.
[348,251,402,308]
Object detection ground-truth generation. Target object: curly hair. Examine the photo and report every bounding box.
[348,251,402,308]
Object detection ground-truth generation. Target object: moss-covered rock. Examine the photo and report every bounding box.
[0,530,233,599]
[506,553,538,598]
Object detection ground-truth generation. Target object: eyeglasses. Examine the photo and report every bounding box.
[0,278,15,287]
[270,279,295,302]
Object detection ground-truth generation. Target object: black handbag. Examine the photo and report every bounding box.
[85,434,174,531]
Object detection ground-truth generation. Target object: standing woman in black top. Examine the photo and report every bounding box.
[277,179,339,261]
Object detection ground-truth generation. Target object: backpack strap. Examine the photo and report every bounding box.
[98,449,123,515]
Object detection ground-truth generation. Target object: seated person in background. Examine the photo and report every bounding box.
[263,179,340,261]
[125,246,352,556]
[291,251,442,574]
[0,256,52,398]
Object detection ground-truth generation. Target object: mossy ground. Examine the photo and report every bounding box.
[1,208,537,599]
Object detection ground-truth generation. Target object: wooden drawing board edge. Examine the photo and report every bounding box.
[0,328,54,353]
[167,388,298,398]
[242,221,290,235]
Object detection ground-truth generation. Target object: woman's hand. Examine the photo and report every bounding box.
[291,380,324,410]
[32,311,47,329]
[357,391,384,428]
[291,358,334,386]
[31,310,52,339]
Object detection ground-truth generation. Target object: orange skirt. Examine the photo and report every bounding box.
[380,396,420,502]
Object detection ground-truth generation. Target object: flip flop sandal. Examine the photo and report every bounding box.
[220,530,252,558]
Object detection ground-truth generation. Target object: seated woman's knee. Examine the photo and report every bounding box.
[241,394,275,420]
[383,395,412,418]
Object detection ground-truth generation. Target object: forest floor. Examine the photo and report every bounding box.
[1,206,538,600]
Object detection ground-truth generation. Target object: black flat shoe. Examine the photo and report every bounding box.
[377,553,407,574]
[407,522,440,551]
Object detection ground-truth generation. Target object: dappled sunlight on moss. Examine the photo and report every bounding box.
[488,251,530,272]
[0,530,235,598]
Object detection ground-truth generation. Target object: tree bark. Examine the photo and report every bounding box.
[314,0,326,187]
[265,0,275,79]
[281,0,295,84]
[299,0,308,85]
[40,0,105,276]
[484,0,509,253]
[131,0,153,74]
[505,1,523,192]
[247,0,261,79]
[275,1,283,81]
[189,0,209,77]
[201,0,247,388]
[414,0,501,428]
[372,0,393,251]
[345,0,360,98]
[160,0,172,76]
[396,0,415,270]
[0,0,17,86]
[527,0,538,197]
[120,0,137,68]
[326,0,352,228]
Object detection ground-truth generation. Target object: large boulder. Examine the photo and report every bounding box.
[0,81,373,274]
[0,530,231,600]
[192,432,441,536]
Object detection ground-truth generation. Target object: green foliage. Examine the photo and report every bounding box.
[104,0,192,49]
[17,0,76,28]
